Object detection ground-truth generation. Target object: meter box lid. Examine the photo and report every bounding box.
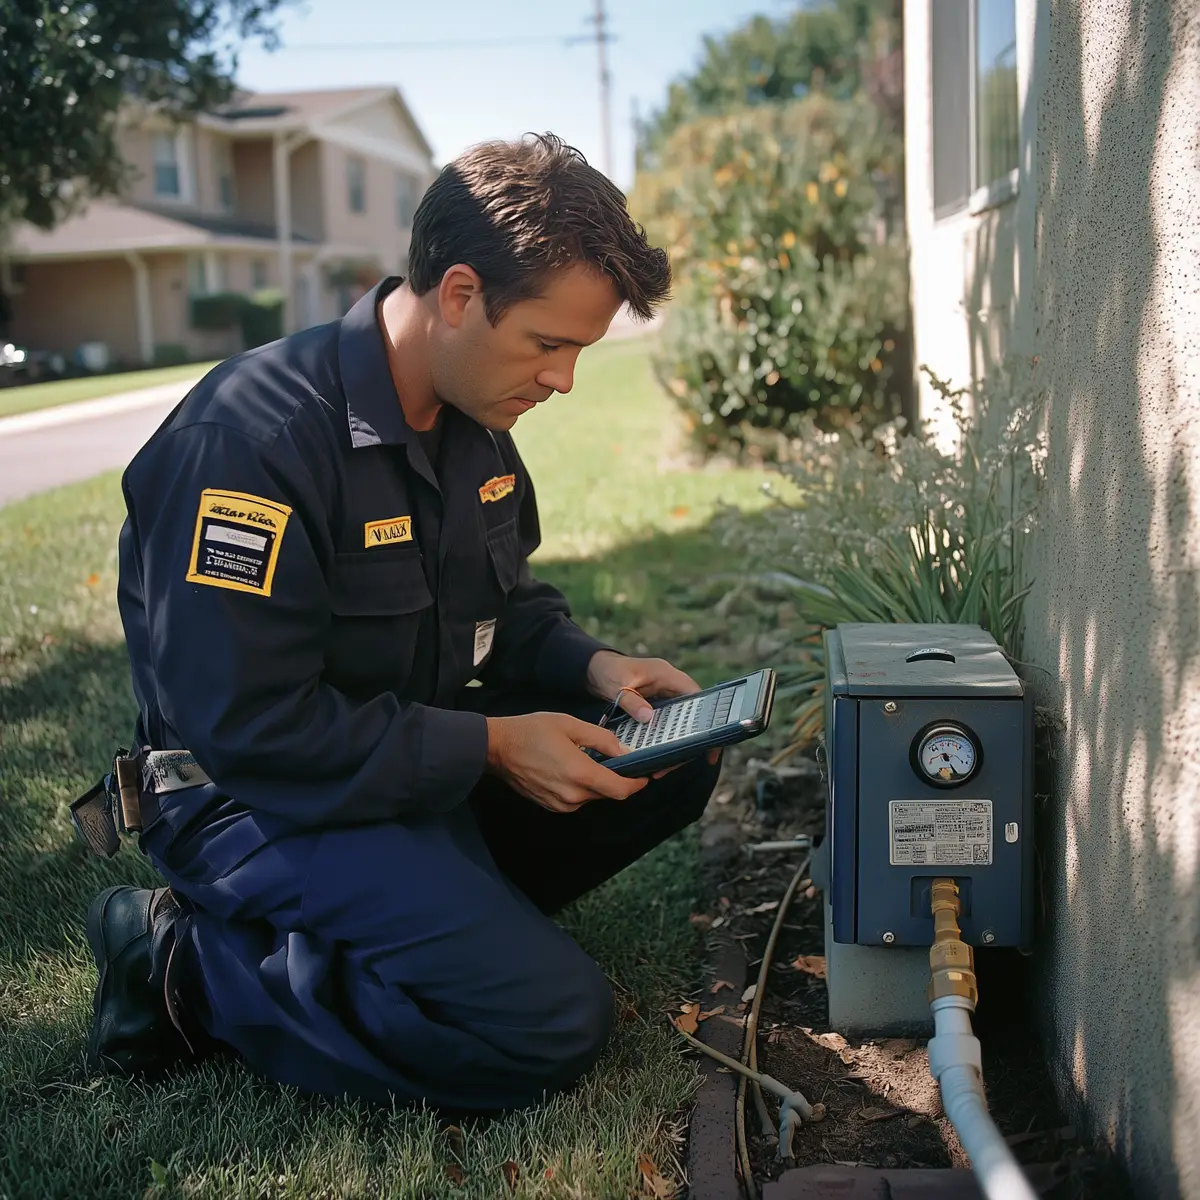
[826,622,1023,698]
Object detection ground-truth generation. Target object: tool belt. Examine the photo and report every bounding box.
[70,748,211,858]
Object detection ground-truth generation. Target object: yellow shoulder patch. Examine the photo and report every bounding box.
[186,489,292,597]
[479,474,516,504]
[364,515,413,548]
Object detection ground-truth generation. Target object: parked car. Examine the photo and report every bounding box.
[0,342,69,387]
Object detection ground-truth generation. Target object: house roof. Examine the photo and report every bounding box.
[207,85,435,159]
[10,199,316,260]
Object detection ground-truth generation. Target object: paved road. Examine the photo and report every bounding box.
[0,309,663,508]
[0,381,198,507]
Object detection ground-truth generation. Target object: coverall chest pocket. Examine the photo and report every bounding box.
[485,519,521,596]
[327,551,432,698]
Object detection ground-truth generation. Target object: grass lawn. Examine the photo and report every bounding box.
[0,361,218,421]
[0,336,777,1199]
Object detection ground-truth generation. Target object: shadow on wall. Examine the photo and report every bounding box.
[967,1,1199,1195]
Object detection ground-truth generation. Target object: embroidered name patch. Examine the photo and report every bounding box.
[186,489,291,596]
[364,515,414,548]
[479,474,516,504]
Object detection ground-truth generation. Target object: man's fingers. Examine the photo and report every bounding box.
[616,687,654,722]
[565,716,626,757]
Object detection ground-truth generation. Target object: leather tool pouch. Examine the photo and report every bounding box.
[69,748,145,858]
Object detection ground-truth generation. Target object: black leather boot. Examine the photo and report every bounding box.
[85,885,196,1077]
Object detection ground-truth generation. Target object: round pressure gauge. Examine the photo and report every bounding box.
[911,722,981,788]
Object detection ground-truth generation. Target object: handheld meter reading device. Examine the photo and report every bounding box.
[590,668,777,777]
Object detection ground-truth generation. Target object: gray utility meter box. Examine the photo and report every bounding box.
[818,623,1034,1034]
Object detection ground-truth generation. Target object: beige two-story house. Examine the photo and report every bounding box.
[2,86,436,367]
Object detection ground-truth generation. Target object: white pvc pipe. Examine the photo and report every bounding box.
[928,997,1039,1200]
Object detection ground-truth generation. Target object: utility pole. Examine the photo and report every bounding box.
[593,0,614,178]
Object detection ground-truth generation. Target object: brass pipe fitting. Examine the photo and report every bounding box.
[928,877,978,1006]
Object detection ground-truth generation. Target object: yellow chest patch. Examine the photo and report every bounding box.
[364,515,414,548]
[479,474,516,504]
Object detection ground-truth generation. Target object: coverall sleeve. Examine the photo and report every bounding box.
[478,470,615,695]
[125,420,488,826]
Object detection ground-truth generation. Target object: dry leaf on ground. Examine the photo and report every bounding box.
[741,983,758,1003]
[746,900,780,915]
[859,1106,903,1122]
[698,1005,725,1021]
[710,978,736,994]
[689,913,714,930]
[637,1154,675,1199]
[675,1002,700,1035]
[792,954,827,978]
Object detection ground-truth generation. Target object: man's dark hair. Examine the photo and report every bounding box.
[407,133,671,324]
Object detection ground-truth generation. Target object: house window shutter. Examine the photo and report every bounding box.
[931,0,972,217]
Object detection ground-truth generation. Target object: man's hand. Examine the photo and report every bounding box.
[585,649,721,769]
[585,649,700,718]
[485,712,649,813]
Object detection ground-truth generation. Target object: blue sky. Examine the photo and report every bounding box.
[234,0,796,188]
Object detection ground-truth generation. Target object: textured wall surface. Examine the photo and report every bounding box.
[1025,1,1200,1195]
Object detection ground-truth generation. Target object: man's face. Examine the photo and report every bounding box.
[429,262,624,431]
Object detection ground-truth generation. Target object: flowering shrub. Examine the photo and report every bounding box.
[630,93,908,451]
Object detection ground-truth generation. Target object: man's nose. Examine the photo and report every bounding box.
[536,355,578,396]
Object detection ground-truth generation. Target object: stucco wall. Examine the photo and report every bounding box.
[1025,1,1200,1195]
[906,0,1200,1193]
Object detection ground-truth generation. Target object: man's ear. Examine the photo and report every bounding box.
[435,264,484,330]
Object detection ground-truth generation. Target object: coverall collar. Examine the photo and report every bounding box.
[339,276,414,451]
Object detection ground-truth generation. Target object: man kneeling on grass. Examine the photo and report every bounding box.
[76,133,719,1108]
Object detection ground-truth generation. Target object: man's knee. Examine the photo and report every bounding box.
[498,953,615,1101]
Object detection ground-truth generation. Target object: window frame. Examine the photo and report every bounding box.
[153,132,182,200]
[930,0,1020,221]
[347,156,367,215]
[395,170,419,229]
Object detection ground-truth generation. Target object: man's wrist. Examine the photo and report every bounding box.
[484,715,506,773]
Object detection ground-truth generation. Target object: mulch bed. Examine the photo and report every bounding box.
[687,752,1133,1199]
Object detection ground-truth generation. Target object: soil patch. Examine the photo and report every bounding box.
[690,752,1133,1199]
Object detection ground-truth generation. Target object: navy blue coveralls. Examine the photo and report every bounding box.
[117,279,719,1108]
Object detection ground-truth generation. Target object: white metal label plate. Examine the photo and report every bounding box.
[888,799,993,866]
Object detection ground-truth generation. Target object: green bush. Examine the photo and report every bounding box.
[151,342,189,367]
[239,288,284,350]
[715,360,1046,757]
[190,291,247,330]
[633,94,908,450]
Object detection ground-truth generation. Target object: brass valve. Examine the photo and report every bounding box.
[928,878,978,1005]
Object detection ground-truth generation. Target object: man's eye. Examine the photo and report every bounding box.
[538,341,561,353]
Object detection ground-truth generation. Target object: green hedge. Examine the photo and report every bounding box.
[632,94,909,451]
[239,288,283,350]
[189,292,247,331]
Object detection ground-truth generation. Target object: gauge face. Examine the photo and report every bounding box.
[913,723,980,787]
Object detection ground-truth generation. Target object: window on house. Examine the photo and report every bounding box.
[251,259,269,290]
[930,0,1019,218]
[154,132,182,198]
[396,171,420,228]
[347,157,367,214]
[187,255,207,295]
[215,140,235,210]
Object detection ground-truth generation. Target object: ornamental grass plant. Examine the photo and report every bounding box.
[717,361,1046,759]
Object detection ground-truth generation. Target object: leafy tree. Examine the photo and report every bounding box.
[0,0,285,232]
[637,0,902,169]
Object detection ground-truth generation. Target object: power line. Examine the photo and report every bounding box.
[280,34,602,52]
